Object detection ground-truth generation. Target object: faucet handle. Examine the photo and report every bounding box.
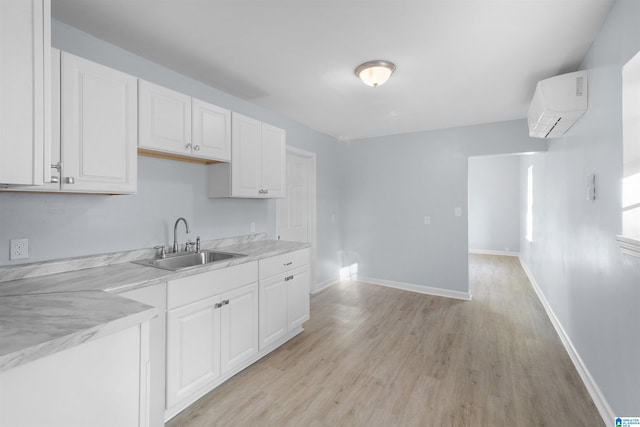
[196,236,201,253]
[153,245,166,259]
[184,241,196,253]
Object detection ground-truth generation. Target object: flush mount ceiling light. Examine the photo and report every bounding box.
[355,60,396,87]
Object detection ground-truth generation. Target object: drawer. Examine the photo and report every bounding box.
[168,261,257,310]
[259,248,309,280]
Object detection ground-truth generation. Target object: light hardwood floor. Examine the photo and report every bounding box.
[167,254,604,427]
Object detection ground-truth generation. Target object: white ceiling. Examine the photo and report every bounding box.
[52,0,613,140]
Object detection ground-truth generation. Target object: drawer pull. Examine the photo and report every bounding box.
[284,275,294,282]
[284,261,293,266]
[214,302,223,309]
[222,299,230,305]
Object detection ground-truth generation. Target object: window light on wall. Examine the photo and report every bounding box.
[619,50,640,257]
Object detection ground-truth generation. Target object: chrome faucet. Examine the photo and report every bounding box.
[173,217,190,253]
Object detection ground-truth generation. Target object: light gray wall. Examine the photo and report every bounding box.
[519,0,640,415]
[0,21,344,285]
[468,155,521,254]
[341,120,546,293]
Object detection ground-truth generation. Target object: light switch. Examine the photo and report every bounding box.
[454,207,462,217]
[424,215,431,225]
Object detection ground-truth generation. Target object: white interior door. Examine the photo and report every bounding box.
[277,149,311,241]
[276,147,316,286]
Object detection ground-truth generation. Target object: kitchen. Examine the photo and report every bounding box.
[1,0,639,426]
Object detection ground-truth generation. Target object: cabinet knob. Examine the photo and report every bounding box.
[214,302,223,309]
[185,143,192,150]
[222,299,230,305]
[258,189,264,194]
[193,145,200,151]
[64,177,75,184]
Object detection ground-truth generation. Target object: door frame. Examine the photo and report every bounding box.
[275,146,317,291]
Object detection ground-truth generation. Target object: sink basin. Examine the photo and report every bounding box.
[134,250,246,271]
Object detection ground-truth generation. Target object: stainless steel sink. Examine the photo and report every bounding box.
[133,250,246,271]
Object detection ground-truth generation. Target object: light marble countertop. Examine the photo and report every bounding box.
[0,291,156,373]
[0,234,310,372]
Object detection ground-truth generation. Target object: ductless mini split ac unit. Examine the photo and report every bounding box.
[527,70,588,139]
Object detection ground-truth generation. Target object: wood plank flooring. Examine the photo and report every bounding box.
[167,254,604,427]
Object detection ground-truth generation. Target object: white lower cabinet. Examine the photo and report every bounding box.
[286,265,311,331]
[165,262,258,419]
[220,283,259,375]
[259,248,311,350]
[121,284,167,427]
[0,323,150,427]
[163,249,310,422]
[166,295,222,409]
[259,273,288,348]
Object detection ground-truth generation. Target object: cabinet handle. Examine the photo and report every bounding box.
[284,262,293,266]
[193,145,200,151]
[214,302,223,309]
[64,177,75,184]
[50,163,61,184]
[284,275,294,282]
[222,299,230,305]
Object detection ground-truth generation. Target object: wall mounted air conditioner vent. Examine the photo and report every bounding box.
[527,70,588,139]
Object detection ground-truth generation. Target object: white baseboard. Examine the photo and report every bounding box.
[518,257,613,425]
[312,279,338,294]
[469,249,519,257]
[357,276,472,301]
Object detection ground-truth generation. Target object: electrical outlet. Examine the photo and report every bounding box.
[10,238,29,260]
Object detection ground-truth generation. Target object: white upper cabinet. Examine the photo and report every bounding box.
[0,0,50,186]
[2,49,137,194]
[208,113,286,198]
[139,80,230,162]
[138,81,191,156]
[60,51,137,193]
[192,98,231,161]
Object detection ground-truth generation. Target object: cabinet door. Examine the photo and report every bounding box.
[231,113,263,197]
[287,266,310,331]
[121,284,166,427]
[0,0,49,186]
[259,274,288,350]
[261,123,286,198]
[220,282,259,375]
[139,80,191,156]
[166,295,221,409]
[192,98,231,161]
[61,52,137,193]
